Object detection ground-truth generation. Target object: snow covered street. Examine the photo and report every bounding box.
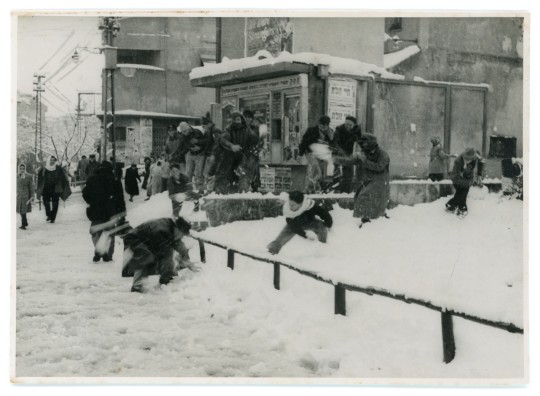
[14,190,525,382]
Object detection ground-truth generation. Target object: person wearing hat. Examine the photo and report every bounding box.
[334,133,390,228]
[185,120,212,193]
[164,123,191,172]
[36,155,72,224]
[121,216,198,293]
[428,137,455,181]
[446,147,485,216]
[16,163,34,230]
[214,110,259,193]
[299,115,334,193]
[331,116,362,193]
[86,154,99,179]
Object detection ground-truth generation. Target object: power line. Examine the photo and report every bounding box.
[55,52,93,83]
[37,30,76,72]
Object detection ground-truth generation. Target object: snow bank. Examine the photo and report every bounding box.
[190,50,405,81]
[15,193,525,380]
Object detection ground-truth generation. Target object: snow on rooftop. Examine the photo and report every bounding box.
[413,76,490,89]
[383,45,421,69]
[190,50,405,81]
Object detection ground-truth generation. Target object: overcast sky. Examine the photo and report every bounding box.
[16,16,104,117]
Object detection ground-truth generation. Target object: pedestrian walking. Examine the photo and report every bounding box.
[141,156,152,190]
[82,161,127,262]
[86,154,99,179]
[124,163,141,202]
[16,163,34,230]
[36,155,72,223]
[445,148,485,217]
[148,160,163,197]
[122,217,198,293]
[334,133,390,228]
[267,191,333,255]
[77,155,89,182]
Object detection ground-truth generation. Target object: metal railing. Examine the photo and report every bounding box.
[192,234,523,364]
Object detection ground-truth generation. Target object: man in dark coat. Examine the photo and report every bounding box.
[334,133,390,228]
[202,117,222,192]
[267,191,333,255]
[16,163,34,230]
[124,163,141,202]
[36,155,72,223]
[83,161,127,262]
[214,111,259,193]
[141,156,152,190]
[299,115,333,193]
[243,109,262,192]
[332,116,362,193]
[86,154,100,179]
[122,217,197,293]
[185,123,212,192]
[446,148,485,216]
[165,124,191,172]
[77,155,89,181]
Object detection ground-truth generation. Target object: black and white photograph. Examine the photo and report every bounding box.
[9,4,531,388]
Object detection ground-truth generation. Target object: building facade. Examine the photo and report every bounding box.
[102,17,217,163]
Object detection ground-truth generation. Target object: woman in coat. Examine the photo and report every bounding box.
[16,163,34,230]
[148,160,163,196]
[141,156,152,190]
[334,133,390,228]
[124,163,141,202]
[36,155,72,223]
[428,137,454,181]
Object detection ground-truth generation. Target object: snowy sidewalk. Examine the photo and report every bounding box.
[14,192,525,381]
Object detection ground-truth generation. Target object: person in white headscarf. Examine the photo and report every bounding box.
[36,155,71,223]
[16,163,34,230]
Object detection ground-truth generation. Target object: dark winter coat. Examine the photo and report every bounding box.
[299,126,333,156]
[124,166,141,196]
[165,132,190,164]
[284,199,333,238]
[332,124,362,155]
[188,129,212,156]
[83,164,126,222]
[16,173,34,214]
[86,160,100,179]
[36,165,72,201]
[122,218,188,256]
[214,123,260,193]
[335,134,390,220]
[450,154,484,188]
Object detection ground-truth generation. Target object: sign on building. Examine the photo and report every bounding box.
[327,77,357,130]
[260,167,292,192]
[247,18,293,56]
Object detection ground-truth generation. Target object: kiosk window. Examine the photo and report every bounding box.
[271,119,282,140]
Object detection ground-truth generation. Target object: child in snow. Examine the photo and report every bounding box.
[267,191,333,255]
[446,147,485,216]
[122,217,198,293]
[428,137,455,181]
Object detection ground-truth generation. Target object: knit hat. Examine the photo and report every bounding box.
[431,137,441,145]
[178,122,190,132]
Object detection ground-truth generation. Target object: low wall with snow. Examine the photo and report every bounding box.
[201,181,502,226]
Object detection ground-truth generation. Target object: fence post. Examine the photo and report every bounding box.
[334,284,346,316]
[441,311,456,363]
[198,240,206,263]
[227,249,235,270]
[273,263,280,290]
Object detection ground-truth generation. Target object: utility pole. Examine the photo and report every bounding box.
[32,73,45,172]
[99,17,120,172]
